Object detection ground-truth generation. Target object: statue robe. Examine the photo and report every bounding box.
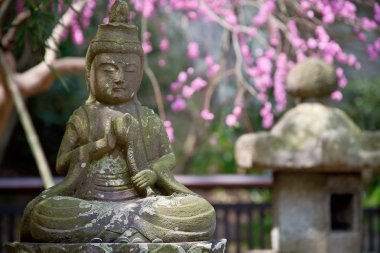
[20,103,215,243]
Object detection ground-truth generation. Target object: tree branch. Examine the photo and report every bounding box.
[0,0,12,23]
[140,16,166,120]
[1,9,31,49]
[44,0,88,64]
[14,57,85,97]
[0,49,54,188]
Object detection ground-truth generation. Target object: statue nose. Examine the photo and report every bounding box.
[114,70,125,84]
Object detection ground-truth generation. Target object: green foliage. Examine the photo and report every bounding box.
[338,77,380,131]
[337,77,380,207]
[13,1,61,56]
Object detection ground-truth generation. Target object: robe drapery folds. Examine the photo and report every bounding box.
[21,104,216,243]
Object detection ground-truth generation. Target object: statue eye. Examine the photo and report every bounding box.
[126,64,137,72]
[101,64,117,73]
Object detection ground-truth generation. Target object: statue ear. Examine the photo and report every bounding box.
[85,61,97,104]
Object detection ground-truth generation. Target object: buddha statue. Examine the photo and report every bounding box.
[19,0,216,244]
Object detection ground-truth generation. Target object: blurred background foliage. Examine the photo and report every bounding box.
[0,1,380,206]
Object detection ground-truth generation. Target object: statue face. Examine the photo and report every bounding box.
[91,53,142,105]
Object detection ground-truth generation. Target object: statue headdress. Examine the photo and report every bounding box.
[85,0,144,104]
[86,0,144,72]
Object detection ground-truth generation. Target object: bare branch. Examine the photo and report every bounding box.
[1,9,31,49]
[0,49,54,189]
[44,0,88,64]
[231,33,258,97]
[199,0,266,46]
[199,0,252,34]
[140,16,167,121]
[0,0,11,22]
[14,57,85,97]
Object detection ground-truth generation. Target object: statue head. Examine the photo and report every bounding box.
[85,0,144,105]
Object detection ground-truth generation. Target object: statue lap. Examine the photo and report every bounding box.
[4,1,226,252]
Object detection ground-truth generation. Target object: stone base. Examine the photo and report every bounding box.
[4,240,226,253]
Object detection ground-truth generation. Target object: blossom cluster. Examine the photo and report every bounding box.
[126,0,380,136]
[21,0,379,142]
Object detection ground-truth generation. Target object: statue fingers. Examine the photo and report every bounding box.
[132,170,150,180]
[135,181,147,189]
[132,172,144,182]
[132,175,149,185]
[113,118,129,146]
[121,113,139,126]
[135,178,150,188]
[104,119,116,149]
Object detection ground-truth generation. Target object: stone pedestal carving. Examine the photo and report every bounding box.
[5,240,227,253]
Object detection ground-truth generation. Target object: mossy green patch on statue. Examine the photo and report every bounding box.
[17,0,217,246]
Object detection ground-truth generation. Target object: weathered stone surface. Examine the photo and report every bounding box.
[17,0,218,246]
[236,103,380,171]
[235,58,377,253]
[286,58,337,99]
[4,240,226,253]
[272,173,361,253]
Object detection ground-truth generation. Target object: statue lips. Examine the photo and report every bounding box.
[112,82,129,96]
[112,87,126,92]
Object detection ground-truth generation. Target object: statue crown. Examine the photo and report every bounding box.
[109,0,130,24]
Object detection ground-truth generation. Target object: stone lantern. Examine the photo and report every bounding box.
[235,58,380,253]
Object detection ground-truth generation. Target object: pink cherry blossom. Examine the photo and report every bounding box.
[224,9,237,26]
[142,42,152,54]
[171,97,187,112]
[357,32,366,42]
[187,41,200,59]
[300,1,310,11]
[374,39,380,51]
[233,106,243,118]
[58,0,64,14]
[367,44,378,60]
[256,57,272,74]
[307,10,314,19]
[225,114,238,127]
[117,0,379,136]
[159,38,170,52]
[71,18,84,45]
[170,82,181,91]
[82,0,96,28]
[191,77,207,91]
[178,71,188,83]
[205,55,214,65]
[200,109,215,121]
[323,13,335,24]
[164,120,175,143]
[209,134,219,146]
[307,38,318,49]
[361,18,377,31]
[182,86,195,98]
[17,0,24,12]
[188,11,198,20]
[207,63,220,77]
[166,94,174,102]
[331,90,343,101]
[375,3,380,22]
[187,67,195,75]
[158,59,166,67]
[263,114,274,129]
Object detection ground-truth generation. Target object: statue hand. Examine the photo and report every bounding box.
[132,169,157,189]
[114,113,139,146]
[103,119,116,150]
